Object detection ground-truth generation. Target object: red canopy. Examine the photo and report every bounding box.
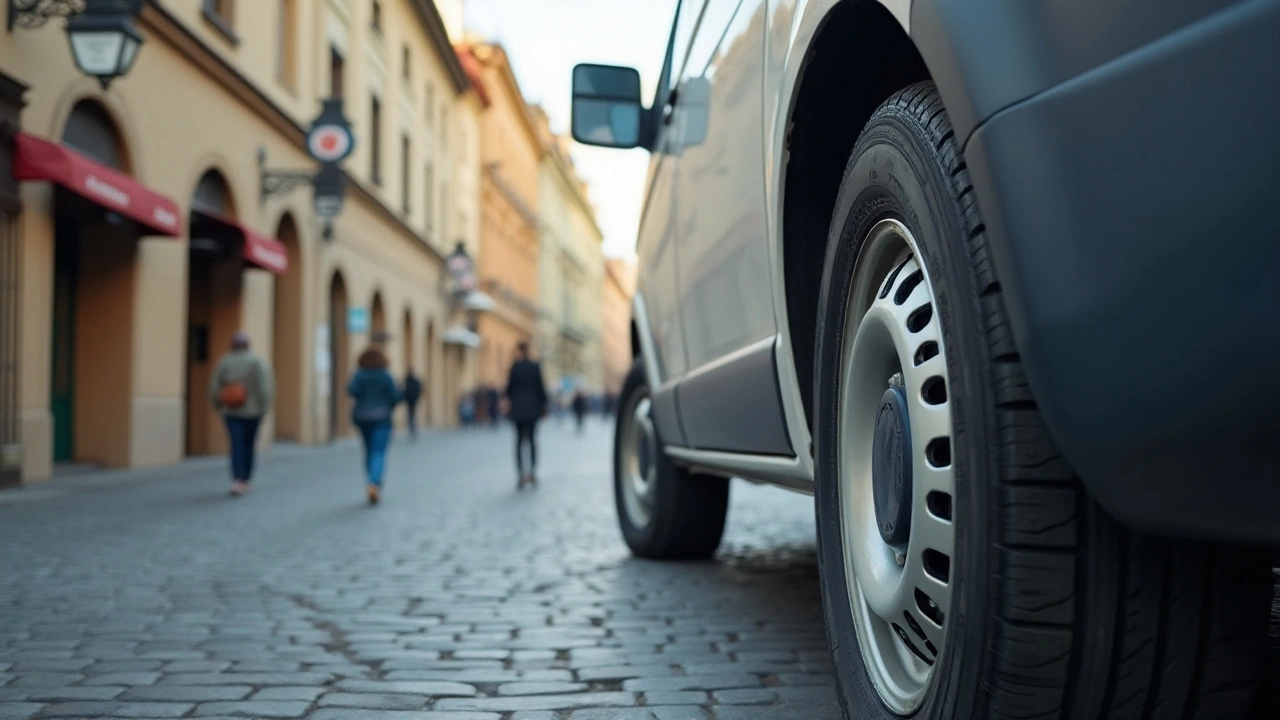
[191,209,289,275]
[13,132,181,237]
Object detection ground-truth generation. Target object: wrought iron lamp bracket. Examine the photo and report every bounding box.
[7,0,84,31]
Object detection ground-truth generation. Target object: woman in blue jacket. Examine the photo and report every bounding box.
[347,345,401,505]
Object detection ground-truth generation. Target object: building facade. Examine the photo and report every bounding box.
[461,41,542,385]
[602,258,638,395]
[532,106,605,401]
[1,0,479,483]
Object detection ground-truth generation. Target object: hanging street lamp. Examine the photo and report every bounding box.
[8,0,147,90]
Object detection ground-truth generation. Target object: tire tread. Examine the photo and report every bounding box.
[870,82,1270,720]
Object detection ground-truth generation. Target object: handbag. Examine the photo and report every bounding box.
[218,369,251,409]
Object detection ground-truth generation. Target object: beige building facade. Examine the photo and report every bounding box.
[1,0,479,483]
[461,41,542,386]
[532,106,605,400]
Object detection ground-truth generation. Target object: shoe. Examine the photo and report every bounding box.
[367,485,380,505]
[229,481,248,497]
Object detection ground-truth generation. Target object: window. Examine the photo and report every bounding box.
[276,0,297,88]
[329,46,345,98]
[425,83,435,127]
[371,0,383,34]
[370,95,383,185]
[402,45,411,81]
[401,134,411,214]
[424,162,435,232]
[202,0,236,40]
[440,106,449,148]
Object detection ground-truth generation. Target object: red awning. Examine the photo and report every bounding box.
[13,132,182,237]
[191,209,289,275]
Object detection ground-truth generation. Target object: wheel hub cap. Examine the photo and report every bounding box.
[836,219,957,715]
[872,385,912,549]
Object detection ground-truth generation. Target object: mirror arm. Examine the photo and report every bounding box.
[640,105,657,151]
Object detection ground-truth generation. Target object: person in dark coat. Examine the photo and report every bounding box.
[504,342,549,489]
[402,368,423,441]
[486,385,501,430]
[571,390,588,434]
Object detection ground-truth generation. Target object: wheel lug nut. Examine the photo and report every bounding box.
[889,372,904,389]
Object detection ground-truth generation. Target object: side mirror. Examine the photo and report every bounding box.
[571,63,644,150]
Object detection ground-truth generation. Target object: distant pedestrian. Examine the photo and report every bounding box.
[572,391,588,434]
[486,385,501,430]
[348,346,402,505]
[403,368,423,441]
[209,331,274,497]
[504,342,549,489]
[459,392,476,427]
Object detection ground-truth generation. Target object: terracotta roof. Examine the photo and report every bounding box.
[455,45,492,107]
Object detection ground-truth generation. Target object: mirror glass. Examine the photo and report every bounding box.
[573,99,641,148]
[572,64,643,149]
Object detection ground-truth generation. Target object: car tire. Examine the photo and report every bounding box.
[811,81,1276,720]
[613,358,729,560]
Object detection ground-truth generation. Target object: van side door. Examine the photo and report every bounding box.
[670,0,790,455]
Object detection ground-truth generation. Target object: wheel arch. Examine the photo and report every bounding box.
[780,0,931,432]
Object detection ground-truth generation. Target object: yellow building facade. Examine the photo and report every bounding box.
[1,0,481,483]
[532,106,605,400]
[462,41,542,386]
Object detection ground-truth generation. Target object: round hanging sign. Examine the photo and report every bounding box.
[308,124,354,163]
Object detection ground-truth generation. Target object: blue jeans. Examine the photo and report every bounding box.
[224,416,262,482]
[358,421,392,486]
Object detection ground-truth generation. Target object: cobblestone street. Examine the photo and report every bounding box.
[0,420,839,720]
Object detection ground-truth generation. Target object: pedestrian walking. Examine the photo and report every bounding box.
[572,390,588,434]
[348,345,402,505]
[503,341,549,489]
[209,331,274,497]
[459,392,476,427]
[403,368,423,441]
[486,384,501,430]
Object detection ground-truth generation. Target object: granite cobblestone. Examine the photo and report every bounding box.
[0,425,838,719]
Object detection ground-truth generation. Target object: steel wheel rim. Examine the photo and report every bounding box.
[838,219,956,714]
[620,394,656,528]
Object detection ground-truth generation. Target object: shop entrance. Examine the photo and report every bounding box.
[49,101,138,467]
[328,271,350,441]
[185,170,243,457]
[271,214,302,441]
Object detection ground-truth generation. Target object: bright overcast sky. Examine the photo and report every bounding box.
[464,0,679,259]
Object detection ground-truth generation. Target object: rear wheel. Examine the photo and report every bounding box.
[614,359,729,559]
[812,81,1275,720]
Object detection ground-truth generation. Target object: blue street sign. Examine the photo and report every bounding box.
[347,307,369,334]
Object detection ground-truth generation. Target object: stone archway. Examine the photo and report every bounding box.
[329,270,350,440]
[50,99,137,465]
[185,168,243,456]
[271,213,303,441]
[371,291,386,340]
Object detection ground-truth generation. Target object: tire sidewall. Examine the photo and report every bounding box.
[614,360,662,552]
[813,106,995,719]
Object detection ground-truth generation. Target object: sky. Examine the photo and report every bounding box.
[464,0,680,259]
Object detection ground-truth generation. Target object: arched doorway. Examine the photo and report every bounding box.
[370,291,386,340]
[328,271,350,440]
[50,100,137,465]
[185,169,242,456]
[401,308,415,431]
[424,318,436,426]
[272,214,303,441]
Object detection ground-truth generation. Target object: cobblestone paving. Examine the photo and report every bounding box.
[0,420,839,719]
